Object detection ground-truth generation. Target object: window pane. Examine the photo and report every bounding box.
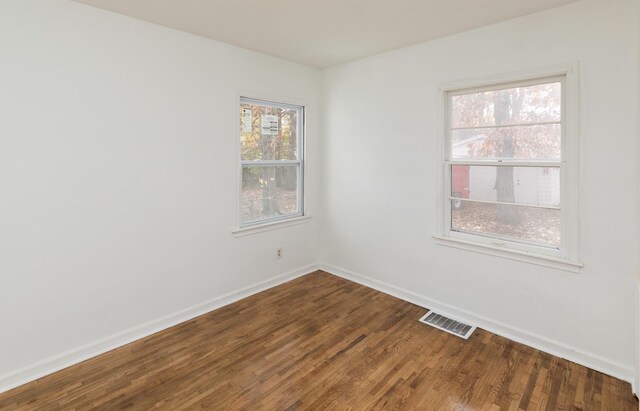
[451,201,560,247]
[451,124,560,160]
[451,165,560,207]
[242,165,299,224]
[240,102,299,161]
[451,82,561,129]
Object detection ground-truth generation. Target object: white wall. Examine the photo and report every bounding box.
[0,0,321,390]
[321,0,638,384]
[2,0,639,396]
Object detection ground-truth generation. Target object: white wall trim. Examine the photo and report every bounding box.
[433,235,582,273]
[234,89,313,233]
[1,262,636,396]
[232,215,313,237]
[435,62,582,267]
[0,263,320,395]
[319,262,636,389]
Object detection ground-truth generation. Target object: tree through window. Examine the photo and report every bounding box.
[239,98,304,226]
[446,78,563,250]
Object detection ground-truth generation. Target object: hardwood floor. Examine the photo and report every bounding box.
[0,271,636,410]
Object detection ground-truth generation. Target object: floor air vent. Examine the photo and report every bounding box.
[419,311,476,339]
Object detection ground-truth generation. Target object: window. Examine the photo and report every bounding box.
[438,70,580,269]
[239,97,304,227]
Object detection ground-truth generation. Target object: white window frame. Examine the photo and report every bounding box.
[433,64,582,272]
[236,96,306,231]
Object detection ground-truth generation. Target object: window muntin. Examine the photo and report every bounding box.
[239,98,304,226]
[446,78,564,254]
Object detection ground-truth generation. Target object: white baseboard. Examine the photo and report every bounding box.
[3,262,635,397]
[0,263,320,395]
[319,262,637,391]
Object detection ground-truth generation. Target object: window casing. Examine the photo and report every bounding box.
[439,68,580,268]
[239,97,304,227]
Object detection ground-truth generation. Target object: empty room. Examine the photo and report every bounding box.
[1,0,640,409]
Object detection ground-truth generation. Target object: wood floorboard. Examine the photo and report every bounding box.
[0,271,636,410]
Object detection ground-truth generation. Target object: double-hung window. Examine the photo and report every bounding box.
[439,70,580,270]
[239,97,304,227]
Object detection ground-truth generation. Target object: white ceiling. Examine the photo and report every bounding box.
[74,0,581,68]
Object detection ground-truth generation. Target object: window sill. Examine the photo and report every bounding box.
[432,235,582,273]
[232,216,312,237]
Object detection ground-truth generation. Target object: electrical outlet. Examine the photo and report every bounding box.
[276,249,282,259]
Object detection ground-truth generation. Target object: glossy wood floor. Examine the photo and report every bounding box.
[0,271,636,410]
